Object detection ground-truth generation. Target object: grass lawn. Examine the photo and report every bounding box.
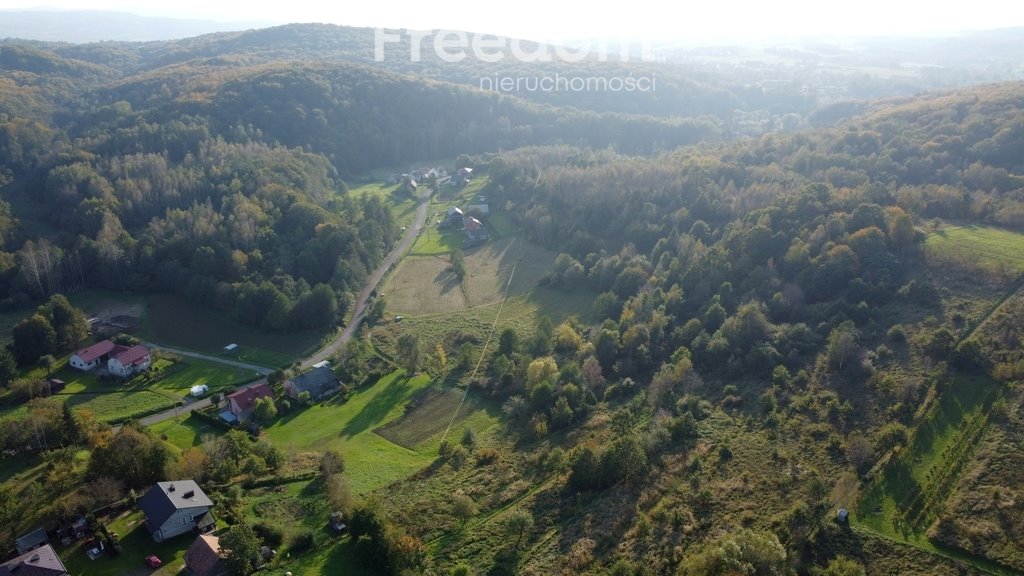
[145,293,327,368]
[149,414,224,451]
[275,537,379,576]
[145,356,258,395]
[409,227,464,256]
[925,223,1024,276]
[66,390,178,423]
[348,181,420,228]
[263,370,435,496]
[61,509,196,576]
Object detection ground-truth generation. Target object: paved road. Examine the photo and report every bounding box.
[300,186,432,369]
[113,347,269,429]
[131,186,431,428]
[116,378,269,430]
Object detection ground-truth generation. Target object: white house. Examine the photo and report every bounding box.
[69,340,116,371]
[107,344,152,377]
[139,481,215,543]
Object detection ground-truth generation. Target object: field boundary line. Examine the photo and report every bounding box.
[439,235,524,446]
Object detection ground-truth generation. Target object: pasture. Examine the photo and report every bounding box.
[145,293,327,368]
[925,223,1024,278]
[385,236,557,315]
[348,181,421,228]
[262,370,435,496]
[856,374,1000,543]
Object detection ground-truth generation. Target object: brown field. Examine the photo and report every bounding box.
[385,236,556,315]
[374,387,473,449]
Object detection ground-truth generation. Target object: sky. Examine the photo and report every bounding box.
[2,0,1023,42]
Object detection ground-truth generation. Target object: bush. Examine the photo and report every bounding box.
[252,523,284,549]
[289,529,316,554]
[475,448,499,465]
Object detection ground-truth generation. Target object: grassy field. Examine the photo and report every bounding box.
[856,374,1001,542]
[409,227,465,256]
[386,236,557,316]
[348,181,421,228]
[931,386,1024,571]
[262,370,435,496]
[380,287,596,357]
[145,293,326,368]
[149,414,224,451]
[925,223,1024,277]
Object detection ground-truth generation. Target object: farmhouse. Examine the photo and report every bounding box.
[69,339,116,371]
[226,382,273,419]
[453,166,473,185]
[463,216,489,244]
[139,481,216,543]
[284,365,338,400]
[441,206,464,228]
[0,544,68,576]
[184,534,228,576]
[107,344,152,377]
[466,195,490,216]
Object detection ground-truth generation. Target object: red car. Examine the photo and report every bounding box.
[145,555,162,569]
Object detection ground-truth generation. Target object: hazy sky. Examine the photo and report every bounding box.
[2,0,1023,41]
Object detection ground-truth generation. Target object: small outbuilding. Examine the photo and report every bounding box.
[836,508,849,523]
[15,526,49,554]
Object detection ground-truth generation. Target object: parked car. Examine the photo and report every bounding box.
[145,555,162,568]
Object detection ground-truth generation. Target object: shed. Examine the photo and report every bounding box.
[837,508,849,523]
[15,526,49,554]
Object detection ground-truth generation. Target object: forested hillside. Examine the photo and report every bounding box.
[359,81,1024,575]
[0,20,1023,576]
[0,31,718,324]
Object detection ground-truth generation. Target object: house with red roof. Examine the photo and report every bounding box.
[226,382,273,419]
[69,339,116,371]
[107,344,152,377]
[184,534,228,576]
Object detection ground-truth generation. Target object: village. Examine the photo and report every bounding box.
[0,162,499,576]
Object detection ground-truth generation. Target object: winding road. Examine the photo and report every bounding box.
[300,185,432,369]
[130,185,432,428]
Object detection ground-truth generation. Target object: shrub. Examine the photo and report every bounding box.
[289,529,316,554]
[475,448,500,465]
[252,523,284,548]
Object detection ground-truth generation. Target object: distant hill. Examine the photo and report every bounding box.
[0,10,273,42]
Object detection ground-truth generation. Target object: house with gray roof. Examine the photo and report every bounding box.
[138,481,215,543]
[0,544,68,576]
[283,366,338,400]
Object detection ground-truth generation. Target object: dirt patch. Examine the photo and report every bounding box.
[88,302,145,337]
[375,388,471,449]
